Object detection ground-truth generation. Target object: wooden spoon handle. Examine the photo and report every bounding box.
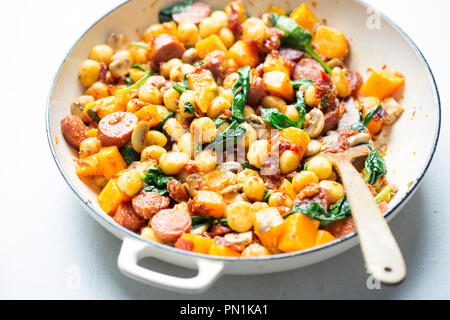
[335,160,406,284]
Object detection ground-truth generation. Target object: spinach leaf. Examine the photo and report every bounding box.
[184,101,195,116]
[191,216,215,228]
[231,66,251,122]
[273,15,332,74]
[153,111,174,131]
[362,104,381,127]
[132,64,151,73]
[291,78,314,89]
[130,42,149,50]
[158,0,194,23]
[242,162,259,171]
[172,73,190,95]
[284,198,351,227]
[261,108,299,130]
[218,218,228,227]
[86,108,100,123]
[206,120,246,151]
[119,146,140,165]
[141,166,178,196]
[117,69,152,94]
[263,189,272,202]
[350,104,382,131]
[294,90,308,128]
[364,148,387,185]
[193,60,204,67]
[124,74,134,86]
[214,118,228,127]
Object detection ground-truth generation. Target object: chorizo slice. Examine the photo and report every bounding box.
[279,47,305,62]
[167,179,190,203]
[294,183,332,212]
[211,224,232,237]
[60,115,88,149]
[172,2,211,24]
[293,58,324,82]
[132,191,170,219]
[151,209,192,243]
[149,34,185,66]
[174,237,194,251]
[325,217,356,238]
[113,202,147,232]
[346,70,363,96]
[98,112,138,147]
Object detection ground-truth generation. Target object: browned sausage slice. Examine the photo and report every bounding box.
[167,179,190,203]
[174,236,194,251]
[113,202,147,232]
[346,70,363,96]
[149,34,185,66]
[151,209,192,243]
[279,47,305,62]
[60,115,88,149]
[98,112,138,147]
[293,58,324,82]
[132,191,170,219]
[172,2,211,24]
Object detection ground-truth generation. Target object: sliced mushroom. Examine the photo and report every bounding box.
[326,58,344,69]
[106,33,128,50]
[216,161,243,174]
[109,57,132,78]
[182,182,198,198]
[246,114,266,131]
[185,173,202,189]
[303,108,325,138]
[220,184,243,195]
[224,232,253,247]
[348,132,371,147]
[71,95,94,121]
[305,139,322,157]
[131,121,150,153]
[383,97,404,125]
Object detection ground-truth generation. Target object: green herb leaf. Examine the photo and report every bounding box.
[86,108,100,123]
[242,162,259,171]
[214,118,228,127]
[117,70,152,94]
[206,120,246,151]
[284,199,351,227]
[193,60,204,67]
[119,146,140,165]
[274,15,332,74]
[191,215,215,228]
[184,101,195,115]
[362,104,381,127]
[294,90,307,128]
[231,66,251,122]
[132,64,151,73]
[218,218,228,227]
[124,74,134,86]
[349,123,366,132]
[158,0,194,23]
[154,111,174,131]
[172,73,190,95]
[263,189,272,202]
[130,42,149,50]
[364,148,387,185]
[261,108,300,130]
[375,186,392,203]
[291,78,314,89]
[141,166,179,196]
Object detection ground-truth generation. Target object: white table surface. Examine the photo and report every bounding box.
[0,0,449,300]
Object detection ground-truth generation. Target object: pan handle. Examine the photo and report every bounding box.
[118,238,224,293]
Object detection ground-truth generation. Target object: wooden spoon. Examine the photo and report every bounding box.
[320,143,406,284]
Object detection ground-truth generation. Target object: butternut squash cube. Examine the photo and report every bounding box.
[97,178,129,215]
[263,52,292,76]
[289,3,319,33]
[360,69,405,100]
[187,68,218,92]
[315,230,336,246]
[228,40,260,68]
[278,213,320,252]
[145,21,178,42]
[190,190,225,219]
[75,154,101,178]
[111,85,136,108]
[208,242,241,257]
[195,35,227,59]
[360,97,383,135]
[254,208,286,253]
[312,26,349,59]
[279,127,310,161]
[263,71,294,101]
[279,178,296,201]
[181,234,214,254]
[96,146,127,180]
[134,104,163,127]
